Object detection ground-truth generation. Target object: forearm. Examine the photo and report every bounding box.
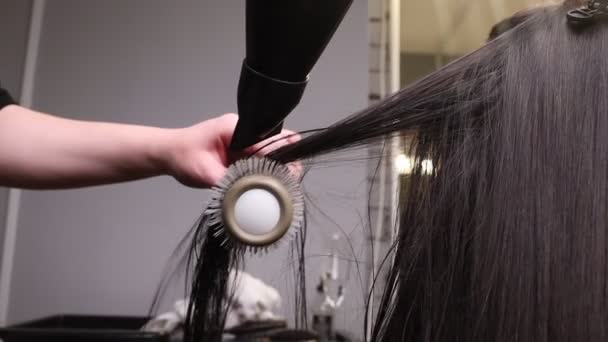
[0,105,174,189]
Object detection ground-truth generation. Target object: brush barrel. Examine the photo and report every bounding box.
[234,189,281,235]
[222,175,294,247]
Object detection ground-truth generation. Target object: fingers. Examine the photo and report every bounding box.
[282,132,303,177]
[242,129,303,178]
[205,163,228,187]
[213,114,303,177]
[214,113,239,148]
[213,113,300,155]
[246,129,301,156]
[256,130,303,177]
[214,114,301,155]
[286,160,303,178]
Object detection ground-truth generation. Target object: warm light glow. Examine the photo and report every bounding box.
[421,159,434,175]
[395,154,413,175]
[395,154,434,175]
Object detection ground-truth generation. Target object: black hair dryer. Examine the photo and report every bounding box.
[230,0,354,150]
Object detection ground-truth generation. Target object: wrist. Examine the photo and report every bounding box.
[147,127,180,177]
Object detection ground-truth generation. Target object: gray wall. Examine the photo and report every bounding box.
[0,0,32,279]
[8,0,369,336]
[0,0,31,99]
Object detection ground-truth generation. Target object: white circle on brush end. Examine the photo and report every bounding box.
[233,188,281,235]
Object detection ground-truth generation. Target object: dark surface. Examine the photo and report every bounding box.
[0,315,171,342]
[267,328,319,341]
[0,315,316,342]
[225,319,287,336]
[0,84,16,110]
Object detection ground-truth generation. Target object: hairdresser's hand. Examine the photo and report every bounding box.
[165,113,301,188]
[0,107,298,189]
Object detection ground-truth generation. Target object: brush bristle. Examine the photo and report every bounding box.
[204,157,304,253]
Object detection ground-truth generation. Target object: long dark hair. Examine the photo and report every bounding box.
[168,1,608,340]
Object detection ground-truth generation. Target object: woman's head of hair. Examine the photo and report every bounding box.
[271,1,608,341]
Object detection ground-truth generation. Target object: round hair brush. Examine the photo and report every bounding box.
[205,157,304,252]
[209,0,352,251]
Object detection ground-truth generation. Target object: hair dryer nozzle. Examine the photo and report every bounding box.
[230,61,308,150]
[230,0,354,150]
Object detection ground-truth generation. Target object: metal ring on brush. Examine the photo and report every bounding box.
[221,175,294,246]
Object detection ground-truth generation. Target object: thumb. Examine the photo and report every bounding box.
[206,163,228,187]
[244,130,301,156]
